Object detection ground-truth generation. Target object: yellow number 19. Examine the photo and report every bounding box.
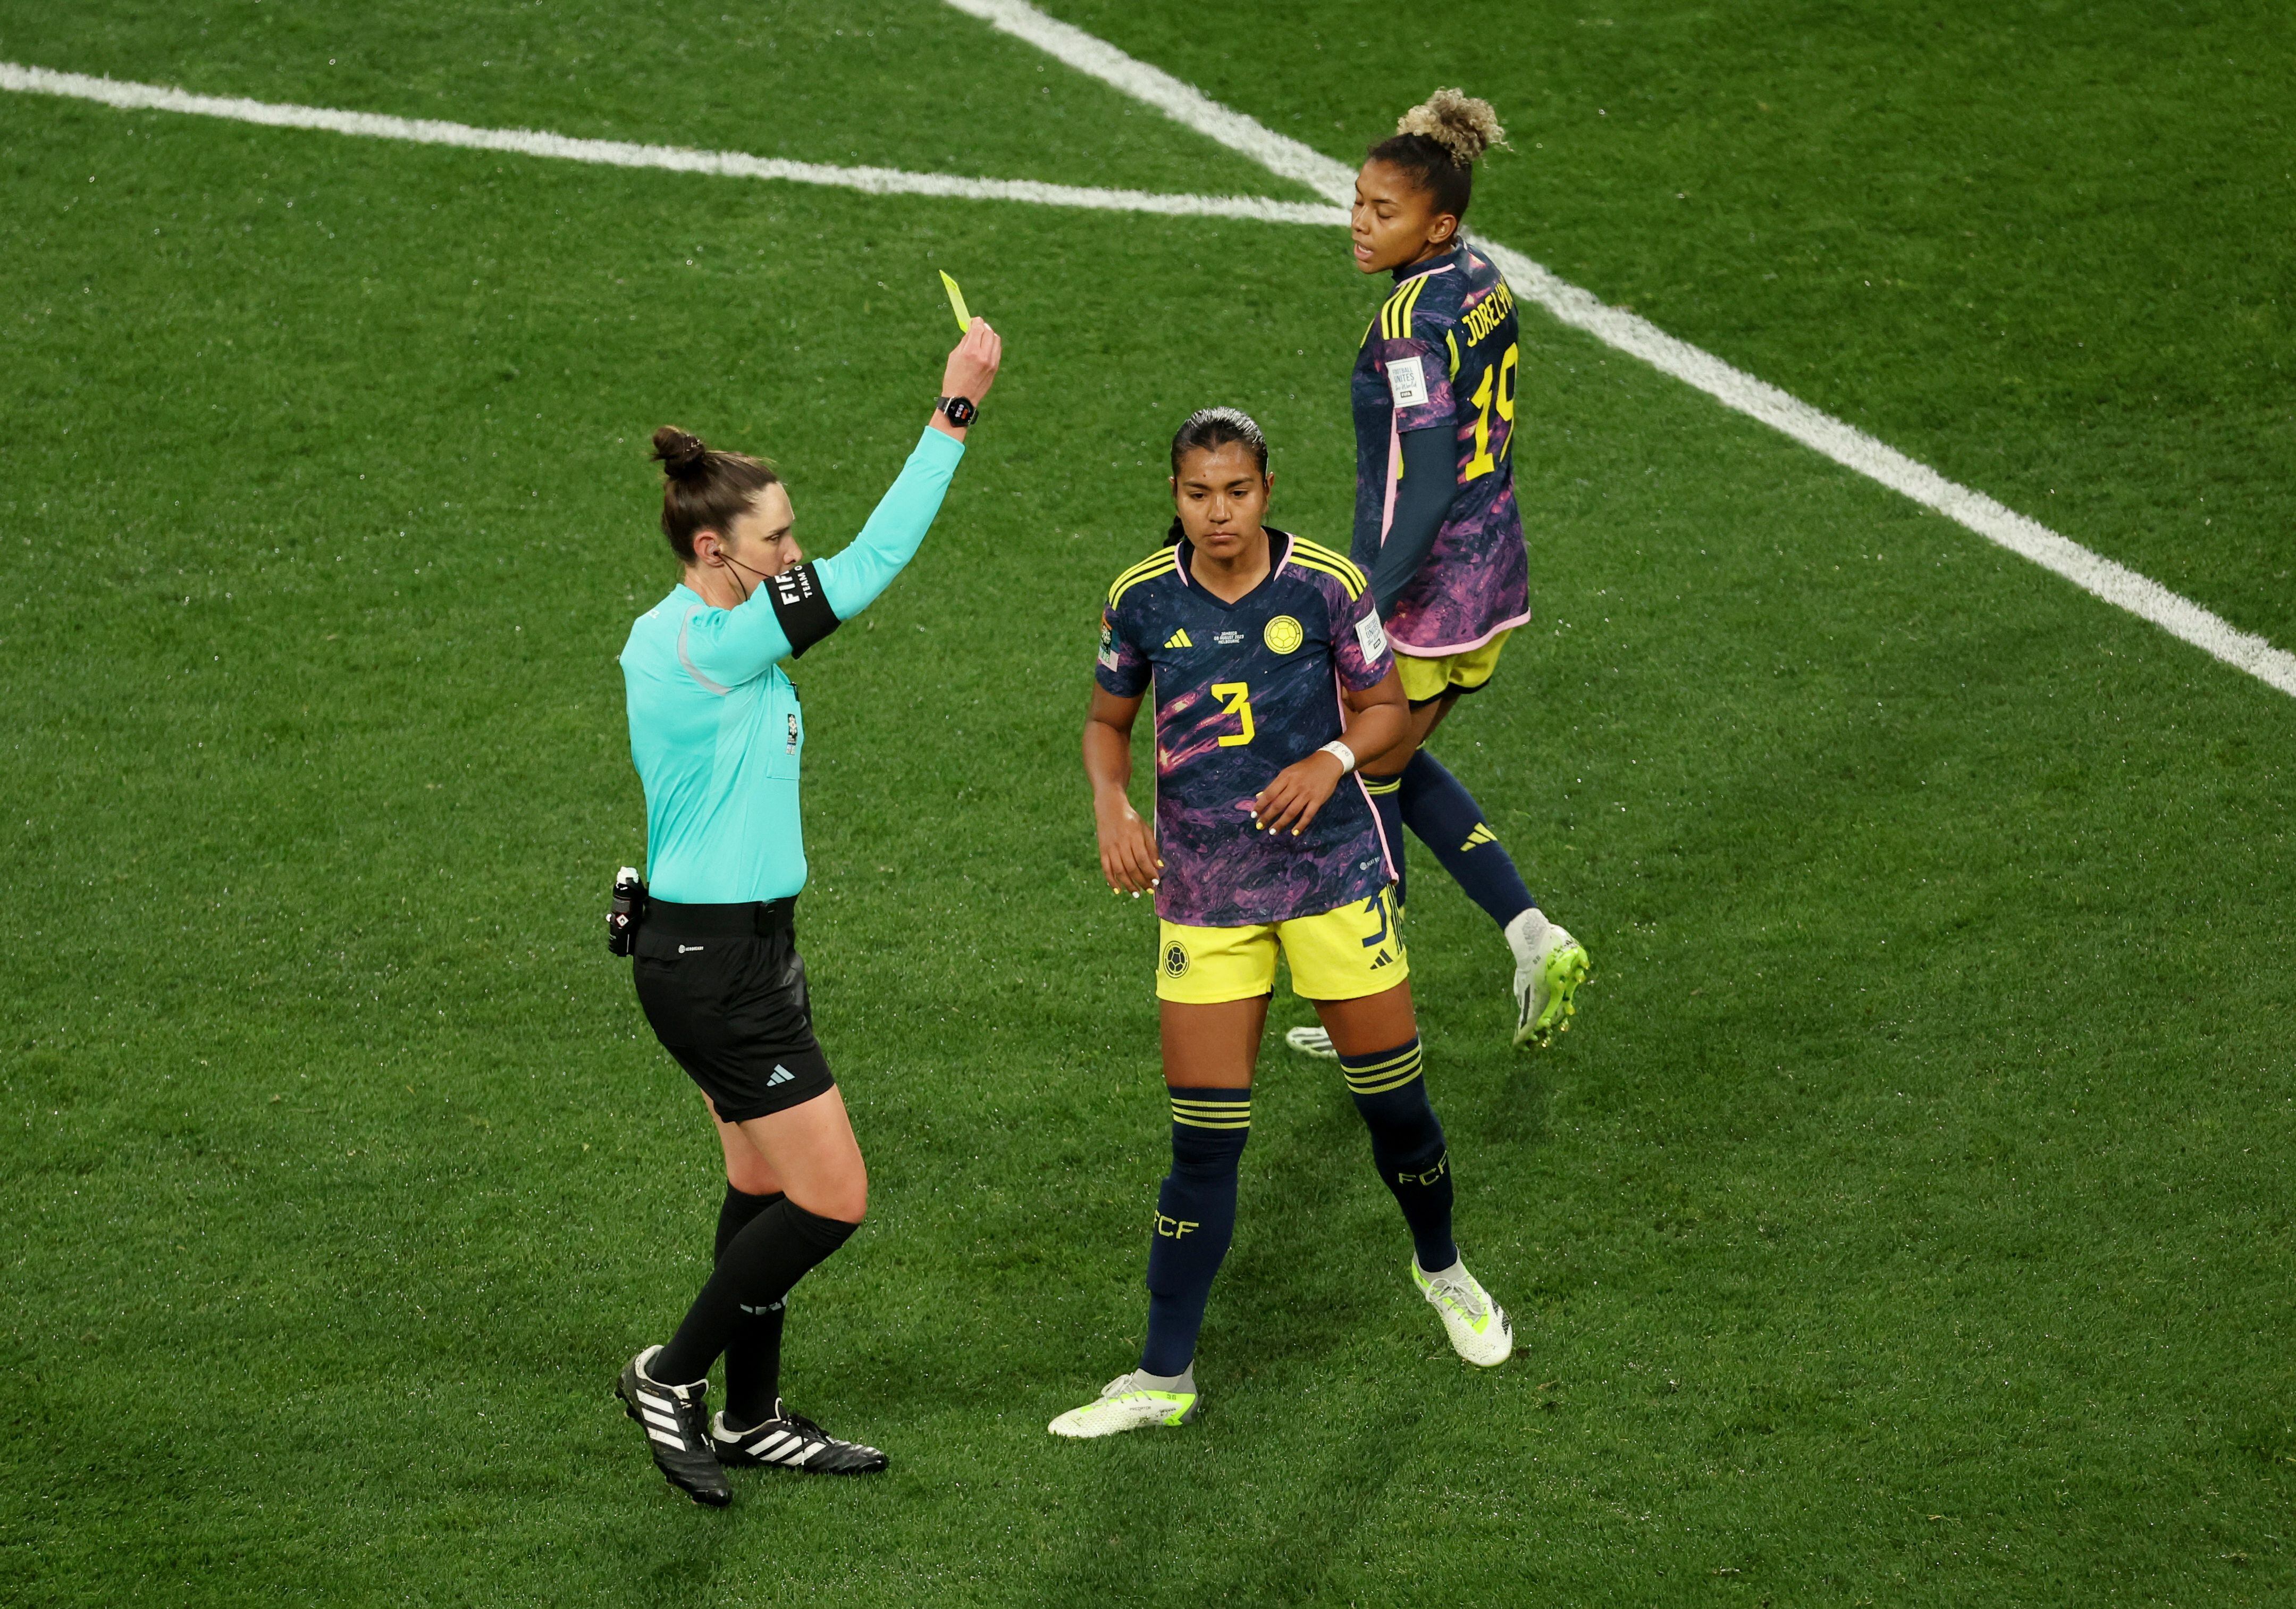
[1210,682,1255,747]
[1464,341,1519,482]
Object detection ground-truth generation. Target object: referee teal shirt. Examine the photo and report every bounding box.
[620,425,965,903]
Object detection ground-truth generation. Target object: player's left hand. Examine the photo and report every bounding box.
[1250,752,1346,836]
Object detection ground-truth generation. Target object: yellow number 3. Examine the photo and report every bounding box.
[1210,682,1256,747]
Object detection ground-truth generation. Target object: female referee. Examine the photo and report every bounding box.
[1289,89,1592,1061]
[611,317,1001,1505]
[1053,406,1513,1441]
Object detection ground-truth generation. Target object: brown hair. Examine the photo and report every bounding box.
[650,426,780,563]
[1367,89,1509,225]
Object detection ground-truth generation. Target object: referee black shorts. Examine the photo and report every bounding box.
[631,895,836,1124]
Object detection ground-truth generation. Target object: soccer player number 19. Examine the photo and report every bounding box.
[1463,342,1519,482]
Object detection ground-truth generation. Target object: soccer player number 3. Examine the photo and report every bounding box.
[1210,682,1256,747]
[1464,342,1519,482]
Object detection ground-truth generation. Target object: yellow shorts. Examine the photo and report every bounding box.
[1157,890,1408,1004]
[1394,630,1512,706]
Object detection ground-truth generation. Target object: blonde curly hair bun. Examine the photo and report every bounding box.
[1395,88,1509,166]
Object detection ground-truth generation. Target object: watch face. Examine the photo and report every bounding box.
[941,396,976,426]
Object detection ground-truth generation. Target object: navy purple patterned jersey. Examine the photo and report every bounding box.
[1096,529,1399,928]
[1350,244,1532,656]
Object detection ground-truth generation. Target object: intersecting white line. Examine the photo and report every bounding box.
[945,0,2296,701]
[8,39,2289,698]
[0,61,1343,227]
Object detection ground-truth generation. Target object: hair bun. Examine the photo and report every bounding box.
[651,425,710,480]
[1397,88,1508,166]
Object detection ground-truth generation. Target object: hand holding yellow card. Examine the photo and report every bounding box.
[939,271,973,333]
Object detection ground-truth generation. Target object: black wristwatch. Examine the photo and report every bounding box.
[936,395,978,429]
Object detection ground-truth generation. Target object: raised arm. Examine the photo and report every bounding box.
[817,319,1003,621]
[676,321,1002,688]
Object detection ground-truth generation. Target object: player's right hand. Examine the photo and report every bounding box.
[1095,800,1162,897]
[943,317,1002,403]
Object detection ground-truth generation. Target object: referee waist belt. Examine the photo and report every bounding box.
[643,895,797,940]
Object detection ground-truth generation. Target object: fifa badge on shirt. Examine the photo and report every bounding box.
[786,713,800,755]
[1385,355,1428,409]
[1098,613,1122,672]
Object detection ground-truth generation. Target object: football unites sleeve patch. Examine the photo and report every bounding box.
[1333,581,1396,691]
[1355,610,1390,664]
[1385,355,1428,409]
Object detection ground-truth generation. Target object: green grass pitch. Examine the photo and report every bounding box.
[4,3,2293,1603]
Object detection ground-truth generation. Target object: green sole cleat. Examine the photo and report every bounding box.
[1509,918,1590,1050]
[1049,1372,1200,1439]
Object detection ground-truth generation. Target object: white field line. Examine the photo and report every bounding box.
[11,47,2290,699]
[945,0,2296,700]
[0,61,1344,227]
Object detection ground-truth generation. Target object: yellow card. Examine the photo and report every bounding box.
[939,270,972,333]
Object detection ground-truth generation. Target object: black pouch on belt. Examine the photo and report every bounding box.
[606,866,649,956]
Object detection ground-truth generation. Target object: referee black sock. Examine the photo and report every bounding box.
[1339,1038,1458,1272]
[1140,1087,1250,1379]
[654,1199,856,1389]
[714,1186,787,1432]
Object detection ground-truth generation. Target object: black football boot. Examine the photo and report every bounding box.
[617,1346,733,1507]
[711,1399,888,1474]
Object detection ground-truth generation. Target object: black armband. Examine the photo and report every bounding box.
[767,561,841,658]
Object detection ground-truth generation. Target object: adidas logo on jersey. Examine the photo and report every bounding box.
[1164,628,1193,649]
[1460,823,1498,851]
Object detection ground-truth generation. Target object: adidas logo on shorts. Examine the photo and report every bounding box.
[766,1065,795,1086]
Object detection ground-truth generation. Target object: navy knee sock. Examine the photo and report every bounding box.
[1140,1087,1250,1378]
[1399,750,1535,929]
[655,1199,856,1387]
[714,1186,787,1430]
[1363,773,1407,910]
[1339,1038,1458,1271]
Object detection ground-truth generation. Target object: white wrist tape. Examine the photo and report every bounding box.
[1319,739,1358,775]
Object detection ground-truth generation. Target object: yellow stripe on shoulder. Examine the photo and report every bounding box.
[1379,280,1414,340]
[1289,556,1365,602]
[1107,549,1179,606]
[1289,539,1368,597]
[1399,273,1433,338]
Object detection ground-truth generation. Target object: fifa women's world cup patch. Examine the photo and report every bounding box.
[1099,611,1123,673]
[1263,615,1303,655]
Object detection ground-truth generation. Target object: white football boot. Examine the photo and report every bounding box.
[1507,909,1589,1049]
[1283,1025,1339,1059]
[1412,1259,1513,1367]
[1048,1370,1199,1438]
